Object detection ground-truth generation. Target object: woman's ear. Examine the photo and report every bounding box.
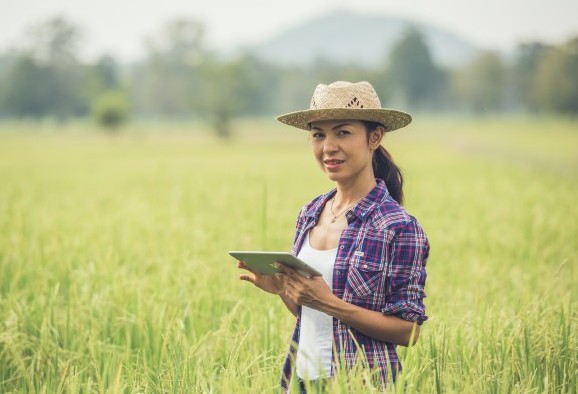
[369,127,385,149]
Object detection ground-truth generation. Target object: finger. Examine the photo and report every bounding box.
[239,274,255,283]
[275,273,290,289]
[277,264,297,275]
[284,287,295,302]
[283,269,306,285]
[283,277,300,291]
[277,273,296,288]
[237,261,257,274]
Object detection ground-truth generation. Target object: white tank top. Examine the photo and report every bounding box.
[296,231,337,380]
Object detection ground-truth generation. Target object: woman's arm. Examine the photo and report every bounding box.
[280,271,420,346]
[322,294,419,346]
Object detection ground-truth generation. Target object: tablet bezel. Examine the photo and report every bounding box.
[229,251,322,278]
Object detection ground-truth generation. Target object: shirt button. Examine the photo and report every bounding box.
[336,271,340,275]
[339,245,344,249]
[362,264,368,269]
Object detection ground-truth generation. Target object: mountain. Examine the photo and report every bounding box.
[244,10,480,68]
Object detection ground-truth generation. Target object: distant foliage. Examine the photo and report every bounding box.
[131,18,206,118]
[388,28,446,109]
[197,55,281,138]
[513,42,551,111]
[533,38,578,115]
[453,51,506,113]
[92,90,130,131]
[0,16,577,125]
[0,17,88,120]
[0,56,54,117]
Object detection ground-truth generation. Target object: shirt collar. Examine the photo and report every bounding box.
[303,179,390,223]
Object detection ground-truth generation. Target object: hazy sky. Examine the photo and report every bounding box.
[1,0,577,61]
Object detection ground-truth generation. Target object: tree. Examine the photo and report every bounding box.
[198,55,274,138]
[132,18,206,117]
[452,51,506,114]
[91,55,120,91]
[91,90,130,131]
[387,28,444,109]
[0,56,53,117]
[24,16,80,67]
[0,16,88,119]
[512,42,551,111]
[533,37,578,115]
[84,55,123,112]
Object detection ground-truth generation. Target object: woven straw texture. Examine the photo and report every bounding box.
[277,81,411,132]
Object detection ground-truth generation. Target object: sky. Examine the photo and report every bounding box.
[1,0,577,62]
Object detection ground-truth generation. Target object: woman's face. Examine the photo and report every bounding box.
[309,119,380,184]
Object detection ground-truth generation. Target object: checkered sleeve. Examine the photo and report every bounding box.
[381,220,429,324]
[290,206,307,254]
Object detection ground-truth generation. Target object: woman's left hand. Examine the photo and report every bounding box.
[277,265,336,311]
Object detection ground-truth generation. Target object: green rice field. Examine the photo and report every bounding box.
[0,117,577,393]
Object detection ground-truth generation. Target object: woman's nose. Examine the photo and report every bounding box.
[323,136,338,153]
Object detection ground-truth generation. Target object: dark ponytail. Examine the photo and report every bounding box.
[364,121,404,205]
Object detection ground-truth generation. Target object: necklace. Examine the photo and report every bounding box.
[329,197,355,223]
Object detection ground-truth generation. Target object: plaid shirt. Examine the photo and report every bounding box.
[280,179,429,391]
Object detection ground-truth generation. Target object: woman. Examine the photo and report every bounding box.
[237,81,429,392]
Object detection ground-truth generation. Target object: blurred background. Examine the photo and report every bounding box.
[0,0,576,134]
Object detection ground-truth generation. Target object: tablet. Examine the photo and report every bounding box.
[229,251,322,278]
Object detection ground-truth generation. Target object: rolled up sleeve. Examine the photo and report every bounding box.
[380,220,429,325]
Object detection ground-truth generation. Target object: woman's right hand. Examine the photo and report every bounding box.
[237,261,285,295]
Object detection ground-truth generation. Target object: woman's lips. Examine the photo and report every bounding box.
[324,159,344,171]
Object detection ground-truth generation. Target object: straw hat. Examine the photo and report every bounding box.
[276,81,411,132]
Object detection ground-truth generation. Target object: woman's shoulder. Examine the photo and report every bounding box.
[370,197,426,235]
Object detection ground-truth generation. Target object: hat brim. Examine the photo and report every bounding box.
[276,108,412,132]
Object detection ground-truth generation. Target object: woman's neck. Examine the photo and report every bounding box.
[333,174,377,207]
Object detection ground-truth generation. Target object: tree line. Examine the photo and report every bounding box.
[0,17,576,135]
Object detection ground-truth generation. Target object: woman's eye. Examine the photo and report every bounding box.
[337,129,351,136]
[312,133,324,140]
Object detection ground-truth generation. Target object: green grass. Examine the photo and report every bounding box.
[0,117,577,393]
